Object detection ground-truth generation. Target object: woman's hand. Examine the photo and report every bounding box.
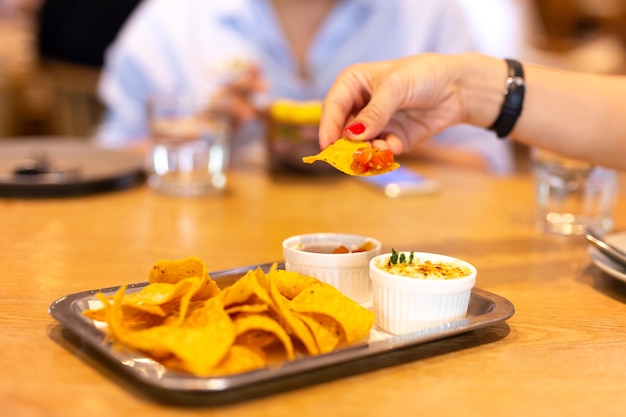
[211,62,268,125]
[318,54,473,154]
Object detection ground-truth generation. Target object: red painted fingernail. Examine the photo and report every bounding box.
[344,122,366,135]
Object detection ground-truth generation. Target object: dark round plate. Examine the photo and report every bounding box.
[0,138,145,198]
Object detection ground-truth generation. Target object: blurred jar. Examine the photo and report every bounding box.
[265,99,336,174]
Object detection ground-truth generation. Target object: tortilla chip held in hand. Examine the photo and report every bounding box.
[302,138,399,176]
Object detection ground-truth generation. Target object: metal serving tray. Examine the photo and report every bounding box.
[49,262,514,401]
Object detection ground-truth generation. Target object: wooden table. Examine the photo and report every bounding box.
[2,162,626,417]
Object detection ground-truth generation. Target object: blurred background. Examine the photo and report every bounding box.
[1,0,625,140]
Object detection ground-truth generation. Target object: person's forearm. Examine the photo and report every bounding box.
[458,53,626,169]
[518,64,626,168]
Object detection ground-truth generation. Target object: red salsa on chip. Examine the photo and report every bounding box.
[351,147,395,174]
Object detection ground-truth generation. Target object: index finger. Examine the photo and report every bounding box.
[318,69,370,149]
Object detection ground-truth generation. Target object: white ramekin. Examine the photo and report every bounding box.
[282,233,382,303]
[369,252,477,335]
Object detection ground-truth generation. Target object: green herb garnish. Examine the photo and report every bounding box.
[389,249,414,265]
[390,249,399,264]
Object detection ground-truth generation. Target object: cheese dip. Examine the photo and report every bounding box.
[377,258,471,280]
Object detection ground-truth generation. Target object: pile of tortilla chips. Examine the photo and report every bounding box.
[84,257,374,377]
[302,138,399,176]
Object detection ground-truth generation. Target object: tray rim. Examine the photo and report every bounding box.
[49,261,515,393]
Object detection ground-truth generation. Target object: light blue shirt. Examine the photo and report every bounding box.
[97,0,513,174]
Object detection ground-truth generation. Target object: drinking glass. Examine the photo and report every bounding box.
[146,93,231,196]
[532,148,618,236]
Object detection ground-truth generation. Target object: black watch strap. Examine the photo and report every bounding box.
[489,58,525,138]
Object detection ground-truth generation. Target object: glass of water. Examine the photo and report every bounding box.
[146,93,231,196]
[531,148,619,236]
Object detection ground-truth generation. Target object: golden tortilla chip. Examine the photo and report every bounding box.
[193,276,222,301]
[84,292,166,326]
[235,329,276,349]
[294,312,344,354]
[106,288,236,376]
[266,270,319,355]
[89,292,112,322]
[148,256,206,283]
[226,303,269,315]
[219,268,274,310]
[104,286,171,358]
[271,269,320,300]
[302,138,399,176]
[233,313,295,359]
[83,304,108,322]
[125,279,198,313]
[289,282,373,344]
[147,256,220,302]
[209,344,268,376]
[85,258,219,324]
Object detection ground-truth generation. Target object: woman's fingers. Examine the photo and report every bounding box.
[319,61,400,148]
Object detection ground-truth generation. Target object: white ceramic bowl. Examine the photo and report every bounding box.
[282,233,382,303]
[369,252,477,335]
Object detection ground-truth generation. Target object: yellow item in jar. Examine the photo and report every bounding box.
[269,99,322,125]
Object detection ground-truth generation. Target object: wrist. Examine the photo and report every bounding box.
[456,53,509,129]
